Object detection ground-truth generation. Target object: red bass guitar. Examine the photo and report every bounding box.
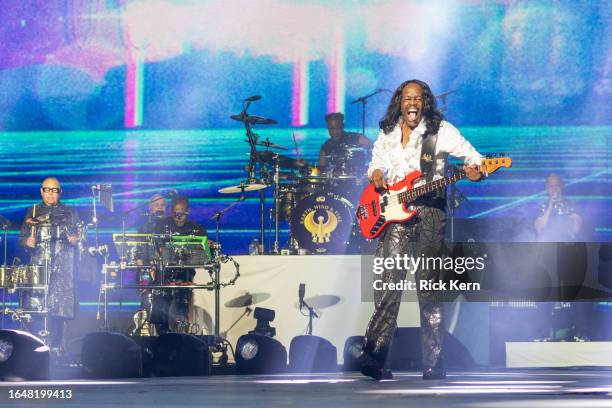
[356,157,512,239]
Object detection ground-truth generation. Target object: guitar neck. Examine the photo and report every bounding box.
[398,171,466,204]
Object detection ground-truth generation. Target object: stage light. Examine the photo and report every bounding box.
[235,333,287,374]
[0,329,50,381]
[250,307,276,337]
[240,339,259,360]
[81,332,143,379]
[289,335,337,373]
[236,307,286,374]
[153,333,211,377]
[342,336,365,371]
[0,339,14,362]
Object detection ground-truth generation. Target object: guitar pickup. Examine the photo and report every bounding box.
[371,201,378,216]
[357,205,368,220]
[370,216,386,235]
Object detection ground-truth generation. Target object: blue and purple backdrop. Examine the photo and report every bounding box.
[0,0,609,264]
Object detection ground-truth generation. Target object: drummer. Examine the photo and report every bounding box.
[18,177,79,356]
[318,112,372,173]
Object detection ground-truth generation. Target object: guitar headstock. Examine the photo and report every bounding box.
[482,154,512,175]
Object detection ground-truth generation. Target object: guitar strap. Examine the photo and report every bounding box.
[420,132,446,202]
[420,132,437,183]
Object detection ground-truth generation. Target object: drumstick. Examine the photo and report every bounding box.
[292,131,302,160]
[30,204,36,238]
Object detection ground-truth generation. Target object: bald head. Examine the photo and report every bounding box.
[546,173,564,201]
[40,177,61,206]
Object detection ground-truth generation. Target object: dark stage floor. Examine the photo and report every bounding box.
[0,369,611,407]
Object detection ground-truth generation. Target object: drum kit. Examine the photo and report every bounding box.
[220,96,370,254]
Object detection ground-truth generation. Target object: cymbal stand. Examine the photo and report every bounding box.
[220,306,252,338]
[1,222,7,328]
[238,99,269,254]
[273,155,281,254]
[210,195,245,244]
[208,244,241,366]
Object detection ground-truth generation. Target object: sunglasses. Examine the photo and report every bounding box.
[41,187,61,194]
[174,211,189,217]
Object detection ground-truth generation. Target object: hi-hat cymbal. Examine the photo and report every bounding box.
[230,114,277,125]
[225,292,271,308]
[218,183,268,194]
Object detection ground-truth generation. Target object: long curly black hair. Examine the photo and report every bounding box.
[379,79,443,136]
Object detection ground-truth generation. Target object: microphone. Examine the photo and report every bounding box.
[298,283,305,307]
[244,95,262,102]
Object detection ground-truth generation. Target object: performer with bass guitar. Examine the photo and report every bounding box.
[358,79,486,381]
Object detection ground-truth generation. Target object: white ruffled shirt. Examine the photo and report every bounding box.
[367,119,483,185]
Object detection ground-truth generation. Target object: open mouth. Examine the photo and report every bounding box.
[407,108,419,122]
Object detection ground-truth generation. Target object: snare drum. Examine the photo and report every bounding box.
[298,166,333,188]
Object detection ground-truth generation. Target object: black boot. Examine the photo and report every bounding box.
[359,341,393,381]
[422,360,446,380]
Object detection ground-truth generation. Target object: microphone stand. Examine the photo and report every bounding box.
[209,195,244,364]
[299,298,319,336]
[210,193,246,244]
[350,89,391,136]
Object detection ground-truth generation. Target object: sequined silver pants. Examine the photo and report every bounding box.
[364,206,446,369]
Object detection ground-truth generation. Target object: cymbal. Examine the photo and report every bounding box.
[225,292,271,308]
[230,114,277,125]
[256,151,305,169]
[301,295,341,310]
[251,139,288,150]
[218,183,268,194]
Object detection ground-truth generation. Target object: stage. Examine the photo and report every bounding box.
[0,369,611,407]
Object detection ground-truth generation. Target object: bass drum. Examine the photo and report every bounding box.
[290,192,354,254]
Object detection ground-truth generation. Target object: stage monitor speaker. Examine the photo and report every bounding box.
[235,333,287,374]
[386,327,475,370]
[81,332,143,378]
[153,333,211,377]
[342,336,365,371]
[289,335,337,373]
[0,330,50,381]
